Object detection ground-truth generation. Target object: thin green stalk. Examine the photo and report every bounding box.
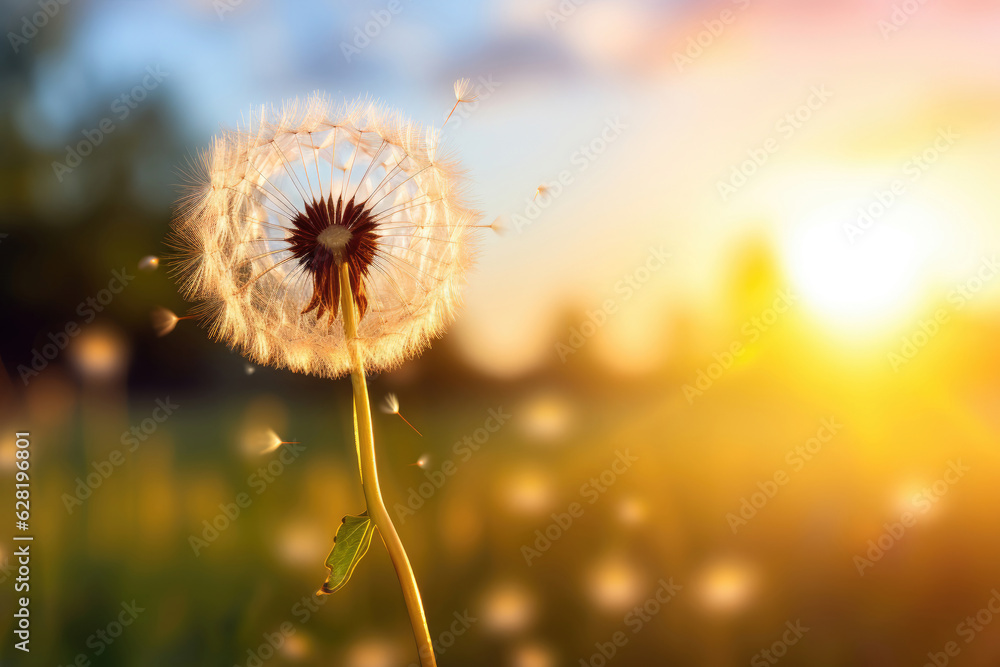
[338,262,437,667]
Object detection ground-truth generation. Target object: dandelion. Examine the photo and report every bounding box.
[443,78,479,126]
[167,94,490,667]
[151,307,194,337]
[382,392,422,436]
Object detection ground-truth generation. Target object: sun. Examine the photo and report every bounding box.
[780,200,937,334]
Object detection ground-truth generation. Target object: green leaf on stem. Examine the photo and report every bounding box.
[318,512,376,595]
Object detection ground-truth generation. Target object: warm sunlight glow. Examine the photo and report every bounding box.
[782,202,936,333]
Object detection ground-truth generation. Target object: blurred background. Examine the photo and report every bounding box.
[3,0,1000,665]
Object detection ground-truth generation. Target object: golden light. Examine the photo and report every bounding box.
[780,199,938,334]
[0,438,15,471]
[481,582,536,634]
[617,497,647,525]
[587,555,644,611]
[693,558,759,615]
[512,642,556,667]
[344,637,399,667]
[138,255,160,271]
[274,520,325,567]
[503,468,554,514]
[69,325,129,381]
[280,631,312,660]
[521,391,573,441]
[592,307,668,377]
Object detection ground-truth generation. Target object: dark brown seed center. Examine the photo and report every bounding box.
[287,195,379,323]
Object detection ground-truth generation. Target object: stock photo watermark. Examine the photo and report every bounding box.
[393,407,511,524]
[578,578,683,666]
[888,254,999,371]
[673,0,753,72]
[62,398,179,514]
[750,619,810,667]
[545,0,587,29]
[716,85,833,202]
[555,245,671,363]
[522,449,637,566]
[726,418,841,534]
[511,114,628,234]
[234,587,334,667]
[853,459,969,576]
[878,0,932,39]
[57,600,145,665]
[51,65,169,182]
[921,589,1000,667]
[408,610,477,667]
[7,0,71,54]
[683,289,797,403]
[16,267,135,385]
[843,127,959,244]
[339,0,407,62]
[189,443,306,556]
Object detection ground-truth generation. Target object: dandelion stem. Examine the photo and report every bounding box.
[338,262,437,667]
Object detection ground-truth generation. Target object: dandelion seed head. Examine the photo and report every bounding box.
[382,392,400,414]
[151,307,182,337]
[488,216,506,235]
[169,95,482,378]
[453,77,478,103]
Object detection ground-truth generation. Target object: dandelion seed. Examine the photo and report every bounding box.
[260,428,299,454]
[138,255,160,271]
[443,78,479,126]
[409,454,430,468]
[244,363,257,375]
[533,185,549,201]
[151,307,194,337]
[382,393,422,436]
[487,216,506,235]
